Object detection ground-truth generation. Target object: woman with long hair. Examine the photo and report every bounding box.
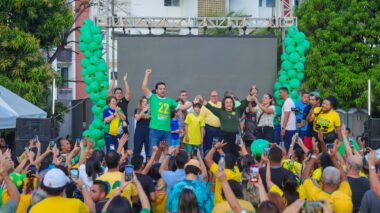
[78,155,103,189]
[133,96,151,155]
[253,93,276,143]
[103,96,126,152]
[178,188,200,213]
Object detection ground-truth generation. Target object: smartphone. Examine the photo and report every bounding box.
[70,169,79,180]
[303,201,322,210]
[110,144,115,151]
[124,165,134,181]
[34,135,39,142]
[49,141,55,148]
[192,147,198,157]
[236,134,242,145]
[212,137,219,146]
[264,148,270,156]
[48,164,55,170]
[28,165,36,178]
[365,149,380,161]
[61,153,67,164]
[326,143,334,150]
[249,166,259,183]
[294,133,299,142]
[75,137,81,146]
[24,147,29,153]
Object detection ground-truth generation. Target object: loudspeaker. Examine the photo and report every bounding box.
[369,118,380,149]
[14,118,52,156]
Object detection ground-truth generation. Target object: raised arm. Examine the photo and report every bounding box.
[141,69,152,97]
[123,72,130,101]
[75,179,96,213]
[134,174,151,210]
[108,78,115,97]
[159,143,171,175]
[196,149,208,181]
[263,154,274,191]
[217,170,242,213]
[142,147,158,175]
[254,96,274,114]
[1,156,20,205]
[368,151,380,197]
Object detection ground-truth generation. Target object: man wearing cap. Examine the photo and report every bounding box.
[301,91,321,149]
[166,159,213,213]
[30,168,95,213]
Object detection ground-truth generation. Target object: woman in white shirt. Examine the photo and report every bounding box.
[253,93,275,142]
[78,156,103,189]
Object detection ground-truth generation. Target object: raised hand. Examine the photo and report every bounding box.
[145,69,152,76]
[123,72,128,81]
[215,140,227,150]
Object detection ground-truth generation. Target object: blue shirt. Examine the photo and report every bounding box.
[167,179,213,213]
[170,119,180,140]
[295,101,309,131]
[162,169,203,192]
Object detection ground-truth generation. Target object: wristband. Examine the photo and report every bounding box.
[369,165,376,170]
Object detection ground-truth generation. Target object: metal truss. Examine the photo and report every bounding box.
[94,16,297,30]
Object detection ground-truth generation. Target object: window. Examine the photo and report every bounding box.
[266,0,275,8]
[57,48,72,62]
[259,0,263,7]
[59,67,69,88]
[164,0,180,7]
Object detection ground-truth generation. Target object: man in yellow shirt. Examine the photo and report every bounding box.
[199,90,222,153]
[96,151,138,203]
[205,141,242,204]
[301,146,352,213]
[30,168,94,213]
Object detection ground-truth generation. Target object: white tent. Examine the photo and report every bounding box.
[0,86,47,129]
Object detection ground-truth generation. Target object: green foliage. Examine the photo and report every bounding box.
[296,0,380,113]
[0,0,73,50]
[0,26,53,110]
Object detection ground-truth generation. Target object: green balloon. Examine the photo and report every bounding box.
[296,46,305,56]
[89,42,98,51]
[80,58,90,68]
[275,105,282,116]
[251,139,269,157]
[95,72,105,82]
[87,65,97,74]
[303,40,311,50]
[295,32,306,44]
[279,75,288,84]
[80,32,93,43]
[96,139,106,148]
[97,99,106,107]
[287,26,299,38]
[100,89,108,98]
[85,85,91,94]
[290,90,298,99]
[281,60,293,71]
[91,129,103,139]
[78,42,88,52]
[94,50,103,58]
[84,76,91,84]
[84,51,93,58]
[91,25,101,34]
[289,53,300,64]
[274,82,282,90]
[300,56,306,63]
[297,73,304,81]
[288,69,297,78]
[82,130,91,138]
[83,19,94,26]
[99,81,108,90]
[92,105,102,115]
[90,92,100,102]
[93,34,103,43]
[294,62,305,73]
[281,53,289,61]
[81,68,89,76]
[90,81,99,91]
[279,70,287,77]
[90,56,100,65]
[286,45,296,54]
[284,37,295,47]
[92,118,103,129]
[274,90,281,100]
[80,25,91,34]
[290,79,301,89]
[277,99,284,106]
[97,61,107,72]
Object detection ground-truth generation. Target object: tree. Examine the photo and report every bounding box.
[296,0,380,114]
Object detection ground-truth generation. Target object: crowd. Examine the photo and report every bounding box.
[0,68,379,213]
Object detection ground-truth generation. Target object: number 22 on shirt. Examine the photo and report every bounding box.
[158,102,169,120]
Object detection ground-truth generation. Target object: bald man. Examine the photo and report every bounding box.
[347,155,370,213]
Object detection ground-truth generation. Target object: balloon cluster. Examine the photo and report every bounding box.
[78,19,108,149]
[274,26,310,110]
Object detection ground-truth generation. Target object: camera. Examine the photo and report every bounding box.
[291,107,301,114]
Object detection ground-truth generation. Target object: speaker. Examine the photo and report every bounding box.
[14,118,52,156]
[369,118,380,149]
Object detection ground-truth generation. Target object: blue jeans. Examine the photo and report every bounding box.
[284,130,296,151]
[148,129,171,157]
[274,124,281,145]
[203,124,220,153]
[170,139,180,147]
[104,132,119,152]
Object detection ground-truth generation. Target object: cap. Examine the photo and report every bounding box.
[42,168,69,188]
[184,159,201,170]
[310,91,321,98]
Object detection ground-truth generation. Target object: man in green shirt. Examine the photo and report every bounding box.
[141,69,192,157]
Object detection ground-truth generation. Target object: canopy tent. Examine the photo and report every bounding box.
[0,86,47,129]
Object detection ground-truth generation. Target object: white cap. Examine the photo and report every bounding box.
[43,168,69,188]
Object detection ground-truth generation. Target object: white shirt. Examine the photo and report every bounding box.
[281,97,297,131]
[78,164,95,189]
